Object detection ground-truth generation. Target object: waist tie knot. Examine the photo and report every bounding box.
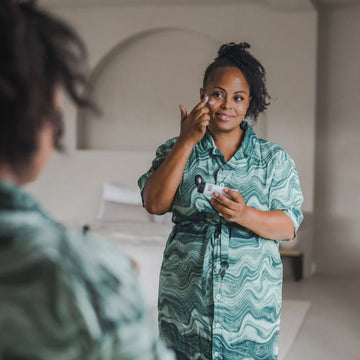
[174,215,230,279]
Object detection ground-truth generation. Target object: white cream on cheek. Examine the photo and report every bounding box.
[204,93,215,105]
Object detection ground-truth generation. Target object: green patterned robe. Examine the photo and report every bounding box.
[0,181,175,360]
[138,124,303,360]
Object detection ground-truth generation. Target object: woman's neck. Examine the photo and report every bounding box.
[0,164,21,185]
[210,127,245,162]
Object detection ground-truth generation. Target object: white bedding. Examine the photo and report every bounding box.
[87,221,173,308]
[88,221,173,245]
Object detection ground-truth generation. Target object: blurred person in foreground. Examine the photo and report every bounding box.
[0,1,175,359]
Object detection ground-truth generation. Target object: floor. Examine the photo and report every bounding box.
[282,274,360,360]
[109,235,360,359]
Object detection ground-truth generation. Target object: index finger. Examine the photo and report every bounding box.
[223,188,240,202]
[213,191,234,208]
[194,95,209,111]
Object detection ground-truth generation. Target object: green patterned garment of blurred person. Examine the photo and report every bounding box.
[0,1,175,359]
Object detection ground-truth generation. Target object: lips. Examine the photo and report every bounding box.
[216,113,234,121]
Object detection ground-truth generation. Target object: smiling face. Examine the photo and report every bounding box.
[201,66,251,136]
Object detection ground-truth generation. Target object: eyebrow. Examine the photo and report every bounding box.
[213,86,248,95]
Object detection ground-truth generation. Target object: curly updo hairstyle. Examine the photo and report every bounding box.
[203,42,270,121]
[0,0,96,173]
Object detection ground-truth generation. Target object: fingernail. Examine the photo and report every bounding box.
[213,192,219,197]
[224,188,229,193]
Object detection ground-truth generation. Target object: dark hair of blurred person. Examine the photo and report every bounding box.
[0,0,95,182]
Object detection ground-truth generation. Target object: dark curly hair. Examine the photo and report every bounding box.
[203,42,270,121]
[0,0,96,173]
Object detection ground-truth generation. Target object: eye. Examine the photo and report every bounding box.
[234,95,244,102]
[212,92,224,99]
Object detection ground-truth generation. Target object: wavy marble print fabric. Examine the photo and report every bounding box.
[0,182,175,360]
[138,125,303,360]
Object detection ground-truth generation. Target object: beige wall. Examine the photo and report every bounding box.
[314,4,360,275]
[27,3,317,275]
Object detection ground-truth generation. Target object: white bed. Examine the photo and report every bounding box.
[89,220,173,310]
[90,221,173,246]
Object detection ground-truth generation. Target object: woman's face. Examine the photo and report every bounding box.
[201,66,251,135]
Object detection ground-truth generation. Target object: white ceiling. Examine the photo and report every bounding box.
[38,0,360,10]
[38,0,311,10]
[315,0,360,3]
[39,0,360,6]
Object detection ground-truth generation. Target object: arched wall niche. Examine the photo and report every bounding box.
[77,27,219,151]
[77,27,267,151]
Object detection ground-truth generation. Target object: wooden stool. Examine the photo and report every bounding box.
[279,248,303,281]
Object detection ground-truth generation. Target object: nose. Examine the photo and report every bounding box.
[220,96,232,110]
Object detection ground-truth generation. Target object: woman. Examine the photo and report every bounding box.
[0,1,175,359]
[139,42,303,360]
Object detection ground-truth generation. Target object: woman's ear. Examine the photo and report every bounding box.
[200,88,206,100]
[247,96,252,110]
[54,86,63,110]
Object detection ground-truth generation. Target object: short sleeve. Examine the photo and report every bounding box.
[138,137,177,194]
[268,149,304,236]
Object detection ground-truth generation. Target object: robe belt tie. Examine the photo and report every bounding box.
[174,216,230,279]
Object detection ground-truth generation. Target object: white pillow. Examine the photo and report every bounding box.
[102,182,142,205]
[152,213,173,224]
[97,182,151,223]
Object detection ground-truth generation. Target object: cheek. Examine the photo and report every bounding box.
[205,103,215,114]
[208,106,219,119]
[237,100,251,114]
[207,100,221,112]
[39,127,55,163]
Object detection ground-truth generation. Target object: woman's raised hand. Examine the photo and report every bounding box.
[178,96,210,147]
